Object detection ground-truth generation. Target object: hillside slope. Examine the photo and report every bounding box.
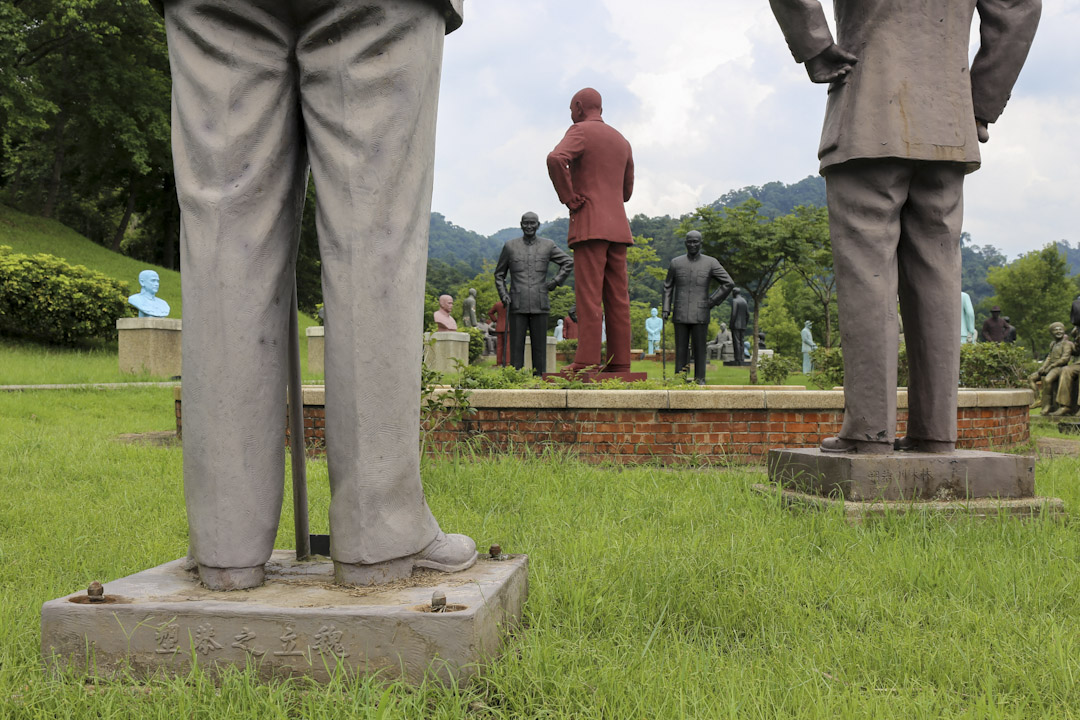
[0,204,184,317]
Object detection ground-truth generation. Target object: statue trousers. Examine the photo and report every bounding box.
[570,239,631,369]
[167,0,444,571]
[826,159,964,445]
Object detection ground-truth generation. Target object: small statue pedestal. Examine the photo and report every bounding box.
[117,317,182,377]
[41,550,528,685]
[306,326,324,375]
[762,448,1063,523]
[523,336,558,373]
[424,331,470,374]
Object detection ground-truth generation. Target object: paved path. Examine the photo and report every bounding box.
[0,382,180,392]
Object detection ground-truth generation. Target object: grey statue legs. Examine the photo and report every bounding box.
[169,0,456,588]
[509,313,549,374]
[826,159,964,448]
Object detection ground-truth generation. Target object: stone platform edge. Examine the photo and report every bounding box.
[172,386,1034,412]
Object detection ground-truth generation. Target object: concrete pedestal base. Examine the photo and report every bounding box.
[42,550,528,684]
[523,336,558,373]
[117,317,182,377]
[306,326,324,375]
[424,331,470,375]
[754,484,1065,524]
[766,447,1062,522]
[768,447,1035,501]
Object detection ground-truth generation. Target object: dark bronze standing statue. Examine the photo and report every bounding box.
[770,0,1041,454]
[547,88,635,373]
[662,231,734,384]
[155,0,476,590]
[494,212,574,374]
[728,289,749,367]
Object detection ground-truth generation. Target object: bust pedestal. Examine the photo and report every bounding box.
[424,331,470,375]
[523,336,558,373]
[306,326,324,376]
[117,317,182,377]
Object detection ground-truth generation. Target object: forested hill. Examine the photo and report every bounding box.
[427,213,503,270]
[708,175,826,217]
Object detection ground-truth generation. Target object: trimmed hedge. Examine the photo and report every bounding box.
[0,245,131,345]
[810,341,1028,390]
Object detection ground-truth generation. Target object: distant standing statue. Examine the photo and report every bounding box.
[433,295,458,332]
[662,231,734,384]
[461,288,478,328]
[644,308,663,355]
[563,307,579,340]
[728,289,749,367]
[1029,322,1073,414]
[554,319,564,342]
[801,321,817,374]
[547,88,635,373]
[770,0,1040,454]
[961,291,976,344]
[494,212,574,374]
[128,270,170,318]
[981,306,1008,343]
[1003,316,1017,344]
[488,300,509,366]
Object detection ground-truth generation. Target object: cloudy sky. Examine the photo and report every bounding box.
[430,0,1080,260]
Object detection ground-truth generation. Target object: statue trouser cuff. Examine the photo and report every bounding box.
[335,532,478,587]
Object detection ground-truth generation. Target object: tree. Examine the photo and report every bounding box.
[680,199,804,383]
[987,244,1076,357]
[757,284,801,359]
[625,235,664,306]
[777,205,837,347]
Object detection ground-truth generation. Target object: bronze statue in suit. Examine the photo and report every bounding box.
[770,0,1040,454]
[662,231,734,384]
[494,212,574,374]
[157,0,475,590]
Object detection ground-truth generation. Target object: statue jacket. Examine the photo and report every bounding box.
[149,0,464,33]
[1039,338,1073,374]
[769,0,1040,173]
[547,119,635,246]
[494,236,573,315]
[662,254,734,326]
[729,296,750,331]
[801,327,816,353]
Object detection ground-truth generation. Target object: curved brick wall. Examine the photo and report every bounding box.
[174,386,1032,465]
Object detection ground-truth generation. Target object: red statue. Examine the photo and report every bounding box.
[547,88,635,372]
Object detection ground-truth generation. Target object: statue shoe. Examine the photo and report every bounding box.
[1041,405,1054,415]
[605,364,631,373]
[198,564,266,591]
[819,436,892,454]
[335,532,478,588]
[1050,406,1072,416]
[893,436,955,453]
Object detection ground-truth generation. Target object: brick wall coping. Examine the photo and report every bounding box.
[170,386,1032,411]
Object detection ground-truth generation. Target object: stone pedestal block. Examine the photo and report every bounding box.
[117,317,182,377]
[423,331,469,375]
[42,550,528,685]
[523,336,558,373]
[768,447,1035,501]
[306,326,324,375]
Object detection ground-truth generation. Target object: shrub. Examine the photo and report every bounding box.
[810,341,1027,390]
[464,326,485,363]
[0,246,130,345]
[556,338,578,355]
[808,346,845,389]
[759,354,799,385]
[960,341,1029,388]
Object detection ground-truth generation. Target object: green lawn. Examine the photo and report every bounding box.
[2,386,1079,718]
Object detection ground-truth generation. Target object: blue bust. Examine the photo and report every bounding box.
[128,270,171,318]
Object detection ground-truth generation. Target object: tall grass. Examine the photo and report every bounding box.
[2,387,1079,718]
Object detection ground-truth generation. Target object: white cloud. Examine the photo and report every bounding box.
[433,0,1078,260]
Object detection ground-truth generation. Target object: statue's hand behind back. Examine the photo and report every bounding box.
[805,43,857,84]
